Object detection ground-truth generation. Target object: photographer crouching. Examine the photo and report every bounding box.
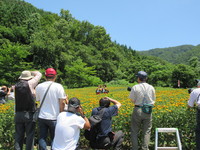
[188,80,200,150]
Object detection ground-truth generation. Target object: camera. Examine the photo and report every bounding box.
[188,88,194,94]
[195,79,200,83]
[127,87,132,91]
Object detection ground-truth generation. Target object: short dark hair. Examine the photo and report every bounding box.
[139,77,147,82]
[45,76,56,80]
[99,97,110,108]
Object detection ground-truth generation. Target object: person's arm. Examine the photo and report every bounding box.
[65,94,69,104]
[82,117,91,130]
[29,71,42,98]
[188,91,196,108]
[106,97,121,109]
[59,99,65,112]
[77,106,91,129]
[6,87,11,96]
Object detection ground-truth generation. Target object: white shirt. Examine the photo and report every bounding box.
[129,82,156,105]
[52,112,85,150]
[36,81,66,120]
[188,88,200,107]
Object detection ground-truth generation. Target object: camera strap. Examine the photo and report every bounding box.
[197,93,200,103]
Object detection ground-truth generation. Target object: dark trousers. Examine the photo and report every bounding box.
[14,112,35,150]
[94,130,124,150]
[38,118,57,150]
[196,109,200,150]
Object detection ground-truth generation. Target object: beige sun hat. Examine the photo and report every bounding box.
[19,71,34,80]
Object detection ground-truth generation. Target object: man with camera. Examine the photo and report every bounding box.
[129,71,156,150]
[52,97,90,150]
[188,80,200,150]
[14,70,42,150]
[90,97,124,150]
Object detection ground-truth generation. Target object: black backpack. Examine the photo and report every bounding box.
[84,108,105,148]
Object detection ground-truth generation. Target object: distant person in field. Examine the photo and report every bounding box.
[129,71,156,150]
[96,85,103,94]
[188,81,200,150]
[102,84,109,94]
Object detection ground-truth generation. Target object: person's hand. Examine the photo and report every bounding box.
[104,97,110,100]
[31,71,38,76]
[77,106,84,114]
[77,106,85,118]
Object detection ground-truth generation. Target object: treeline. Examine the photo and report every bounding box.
[139,45,200,65]
[0,0,199,88]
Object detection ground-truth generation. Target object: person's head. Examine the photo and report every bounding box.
[1,86,8,92]
[68,97,81,113]
[136,71,148,82]
[45,68,57,80]
[99,97,110,108]
[19,70,34,80]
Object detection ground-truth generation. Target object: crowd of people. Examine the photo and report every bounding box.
[1,68,200,150]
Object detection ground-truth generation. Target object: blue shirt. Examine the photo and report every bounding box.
[91,105,118,137]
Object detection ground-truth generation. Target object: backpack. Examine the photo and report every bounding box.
[84,108,105,147]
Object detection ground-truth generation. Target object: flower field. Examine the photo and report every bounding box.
[0,86,197,149]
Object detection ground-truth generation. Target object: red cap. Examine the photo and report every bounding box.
[45,68,57,77]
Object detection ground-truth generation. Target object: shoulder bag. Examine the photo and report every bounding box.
[141,84,154,114]
[33,82,53,122]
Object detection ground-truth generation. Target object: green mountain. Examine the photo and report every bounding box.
[0,0,199,88]
[138,45,200,65]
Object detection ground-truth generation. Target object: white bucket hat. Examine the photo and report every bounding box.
[19,71,34,80]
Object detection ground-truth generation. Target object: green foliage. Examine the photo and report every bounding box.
[172,64,196,88]
[0,102,15,149]
[1,0,37,27]
[30,26,64,69]
[0,43,32,85]
[64,58,102,88]
[108,79,130,86]
[139,44,200,66]
[0,0,199,88]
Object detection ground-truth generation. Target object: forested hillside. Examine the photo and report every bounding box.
[139,45,200,65]
[0,0,199,88]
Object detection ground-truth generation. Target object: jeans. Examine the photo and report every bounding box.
[38,118,57,150]
[14,112,35,150]
[131,107,152,150]
[196,109,200,150]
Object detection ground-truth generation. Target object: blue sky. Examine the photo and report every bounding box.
[24,0,200,51]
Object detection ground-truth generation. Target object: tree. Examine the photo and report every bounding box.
[171,64,196,88]
[64,58,102,88]
[0,43,32,85]
[30,27,64,69]
[25,13,42,41]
